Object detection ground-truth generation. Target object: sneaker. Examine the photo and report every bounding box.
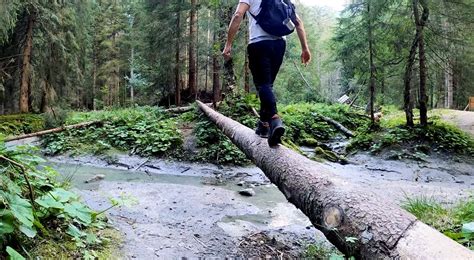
[255,121,270,138]
[268,117,285,147]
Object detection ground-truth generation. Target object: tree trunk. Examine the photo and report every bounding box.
[445,62,453,109]
[130,47,135,106]
[205,9,211,92]
[212,8,221,106]
[414,0,430,126]
[175,4,182,106]
[196,100,474,259]
[367,1,376,125]
[404,35,418,127]
[19,10,35,113]
[188,0,198,99]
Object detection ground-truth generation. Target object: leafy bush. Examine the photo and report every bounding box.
[0,114,45,136]
[280,103,369,145]
[193,117,249,165]
[42,107,183,156]
[42,107,69,129]
[0,142,111,258]
[349,121,474,156]
[403,197,474,250]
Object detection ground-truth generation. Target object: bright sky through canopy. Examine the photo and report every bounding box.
[299,0,347,12]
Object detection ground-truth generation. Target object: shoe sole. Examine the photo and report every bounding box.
[268,126,285,147]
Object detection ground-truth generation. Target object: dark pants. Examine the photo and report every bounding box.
[248,39,286,123]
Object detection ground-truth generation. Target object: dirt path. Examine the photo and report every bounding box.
[436,109,474,137]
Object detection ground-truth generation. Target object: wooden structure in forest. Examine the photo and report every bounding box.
[470,97,474,111]
[197,100,474,259]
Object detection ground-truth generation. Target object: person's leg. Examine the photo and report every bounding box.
[270,39,286,85]
[266,39,286,146]
[248,41,276,135]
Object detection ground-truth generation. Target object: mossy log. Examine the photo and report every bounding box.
[318,114,354,138]
[196,100,473,259]
[4,121,102,142]
[165,103,214,114]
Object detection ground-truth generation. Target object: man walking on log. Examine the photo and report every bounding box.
[223,0,311,146]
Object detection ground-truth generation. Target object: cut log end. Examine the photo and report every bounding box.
[323,206,344,229]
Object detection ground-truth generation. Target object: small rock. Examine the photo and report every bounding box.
[455,180,465,184]
[194,234,201,238]
[239,188,256,197]
[84,174,105,183]
[237,181,245,186]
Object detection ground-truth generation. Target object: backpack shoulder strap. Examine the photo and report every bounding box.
[249,0,270,19]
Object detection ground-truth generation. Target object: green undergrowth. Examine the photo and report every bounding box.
[42,107,182,157]
[403,197,474,250]
[0,114,45,136]
[194,93,369,165]
[193,93,253,165]
[303,243,348,259]
[0,141,121,259]
[349,114,474,158]
[193,115,250,165]
[280,103,368,146]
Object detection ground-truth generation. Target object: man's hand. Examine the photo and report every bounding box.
[222,44,232,61]
[222,3,249,61]
[295,14,311,66]
[301,48,311,66]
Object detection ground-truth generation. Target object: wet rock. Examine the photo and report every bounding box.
[239,188,256,197]
[84,174,105,183]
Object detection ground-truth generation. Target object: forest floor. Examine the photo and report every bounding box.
[435,109,474,137]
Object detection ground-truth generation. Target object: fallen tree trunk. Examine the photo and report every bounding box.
[197,100,473,259]
[165,106,195,114]
[318,114,354,138]
[4,121,102,142]
[165,103,214,114]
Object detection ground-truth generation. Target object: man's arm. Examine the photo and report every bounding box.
[222,3,250,60]
[295,14,311,65]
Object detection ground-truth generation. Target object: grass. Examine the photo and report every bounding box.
[402,196,474,250]
[30,227,123,259]
[303,243,347,259]
[349,108,474,157]
[0,114,45,136]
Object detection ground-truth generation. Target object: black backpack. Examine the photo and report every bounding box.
[250,0,298,37]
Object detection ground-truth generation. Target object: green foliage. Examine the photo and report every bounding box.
[194,116,249,165]
[42,108,69,129]
[303,243,347,259]
[280,103,369,145]
[0,141,111,258]
[349,118,474,156]
[0,114,45,136]
[403,197,474,249]
[219,92,260,128]
[42,107,183,156]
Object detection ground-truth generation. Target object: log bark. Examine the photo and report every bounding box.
[4,121,102,142]
[318,115,354,138]
[19,10,35,113]
[188,0,198,99]
[164,103,213,114]
[196,100,473,259]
